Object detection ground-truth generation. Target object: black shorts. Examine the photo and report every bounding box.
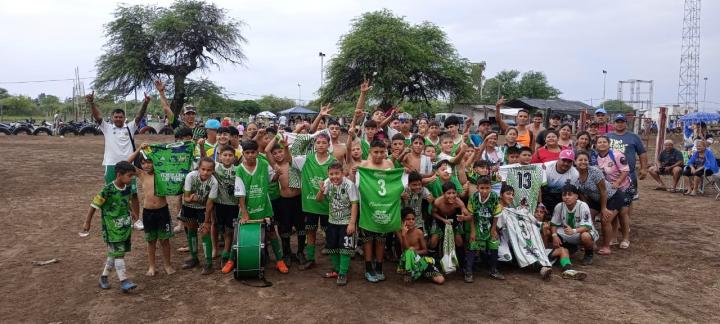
[276,196,304,237]
[683,167,713,177]
[304,212,329,232]
[360,228,386,243]
[142,205,172,241]
[179,205,206,224]
[215,203,239,230]
[326,223,356,256]
[588,191,625,212]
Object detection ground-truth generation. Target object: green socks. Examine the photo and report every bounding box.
[330,254,340,272]
[271,238,283,261]
[306,244,316,261]
[560,257,571,271]
[222,250,231,260]
[187,229,198,260]
[201,234,212,266]
[339,255,351,275]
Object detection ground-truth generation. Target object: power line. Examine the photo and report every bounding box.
[0,77,94,84]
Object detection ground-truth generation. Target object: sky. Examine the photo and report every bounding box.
[1,0,718,111]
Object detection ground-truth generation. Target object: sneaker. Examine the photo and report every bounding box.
[182,258,199,269]
[489,269,505,280]
[276,260,289,274]
[561,269,587,280]
[119,279,137,293]
[201,264,214,275]
[464,272,474,283]
[582,255,593,266]
[365,272,379,283]
[336,274,348,286]
[540,267,553,281]
[375,272,386,281]
[99,276,110,289]
[133,219,144,231]
[221,260,234,274]
[323,271,339,278]
[299,260,315,271]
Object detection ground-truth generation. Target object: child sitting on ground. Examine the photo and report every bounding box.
[398,207,444,284]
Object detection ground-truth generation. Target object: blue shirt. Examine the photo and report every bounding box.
[607,131,646,177]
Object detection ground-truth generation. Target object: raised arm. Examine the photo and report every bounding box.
[495,96,509,132]
[154,80,174,125]
[135,92,151,126]
[86,91,102,124]
[310,104,332,133]
[356,79,370,112]
[378,107,396,129]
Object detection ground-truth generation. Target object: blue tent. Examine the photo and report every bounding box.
[278,106,318,116]
[679,111,720,123]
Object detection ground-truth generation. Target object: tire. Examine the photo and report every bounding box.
[79,126,99,136]
[59,126,79,136]
[0,128,10,135]
[13,126,32,135]
[159,126,174,135]
[139,126,157,135]
[33,127,52,136]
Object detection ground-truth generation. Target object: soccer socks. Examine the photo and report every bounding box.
[271,238,283,261]
[102,257,115,276]
[281,237,291,258]
[201,234,213,266]
[375,260,383,274]
[114,258,127,281]
[330,254,340,272]
[339,255,351,275]
[365,261,374,273]
[465,250,476,274]
[222,250,231,260]
[297,234,307,256]
[560,257,572,271]
[187,229,199,260]
[488,249,499,272]
[306,244,316,262]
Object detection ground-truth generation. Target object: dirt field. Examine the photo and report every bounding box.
[1,135,719,323]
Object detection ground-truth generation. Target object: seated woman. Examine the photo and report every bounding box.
[683,140,718,196]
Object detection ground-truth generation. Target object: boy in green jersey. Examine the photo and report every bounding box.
[316,162,359,285]
[465,177,502,283]
[180,157,218,275]
[82,161,138,292]
[213,145,239,267]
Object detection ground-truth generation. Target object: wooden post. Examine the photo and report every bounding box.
[655,107,668,162]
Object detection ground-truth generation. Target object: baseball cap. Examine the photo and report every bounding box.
[559,149,575,161]
[614,114,626,122]
[205,119,221,130]
[478,119,491,126]
[398,112,412,121]
[594,108,607,115]
[561,184,579,194]
[183,104,196,114]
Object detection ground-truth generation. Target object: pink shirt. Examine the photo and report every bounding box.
[597,123,614,135]
[596,150,631,189]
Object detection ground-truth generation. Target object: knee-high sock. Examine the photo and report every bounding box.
[281,237,291,258]
[102,257,115,276]
[297,234,306,255]
[330,254,340,272]
[339,255,351,275]
[465,250,476,274]
[306,244,316,261]
[201,234,213,266]
[271,238,283,260]
[488,249,499,272]
[114,258,127,281]
[187,229,198,260]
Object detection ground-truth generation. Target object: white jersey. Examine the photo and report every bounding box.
[497,207,552,268]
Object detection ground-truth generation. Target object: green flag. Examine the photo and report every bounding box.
[358,167,404,233]
[144,141,194,196]
[502,164,544,212]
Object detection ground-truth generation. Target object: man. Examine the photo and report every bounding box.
[536,113,562,148]
[541,149,579,212]
[594,108,614,135]
[648,140,684,192]
[469,119,491,147]
[87,91,150,229]
[607,114,648,200]
[171,104,205,140]
[529,112,545,137]
[495,96,533,148]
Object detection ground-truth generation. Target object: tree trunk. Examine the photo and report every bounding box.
[170,73,188,116]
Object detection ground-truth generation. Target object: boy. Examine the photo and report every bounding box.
[213,145,240,268]
[401,171,434,232]
[506,146,521,165]
[402,135,434,181]
[437,134,466,165]
[390,133,409,169]
[426,159,467,200]
[443,116,464,155]
[550,184,598,266]
[465,177,503,282]
[398,207,444,284]
[429,182,470,252]
[82,161,138,292]
[205,127,242,161]
[316,162,359,285]
[518,146,533,165]
[180,157,218,274]
[535,204,587,280]
[424,121,441,154]
[360,120,378,160]
[424,144,437,164]
[128,144,174,277]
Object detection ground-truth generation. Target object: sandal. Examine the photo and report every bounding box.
[619,241,630,249]
[653,186,667,191]
[597,247,612,255]
[666,188,677,193]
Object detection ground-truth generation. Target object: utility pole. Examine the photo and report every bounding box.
[318,52,326,89]
[297,83,302,106]
[703,76,708,110]
[602,69,607,108]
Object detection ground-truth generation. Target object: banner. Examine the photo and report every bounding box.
[358,167,404,233]
[143,141,194,196]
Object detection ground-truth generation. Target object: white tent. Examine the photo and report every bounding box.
[256,111,276,119]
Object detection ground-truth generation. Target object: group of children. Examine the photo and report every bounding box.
[83,82,603,293]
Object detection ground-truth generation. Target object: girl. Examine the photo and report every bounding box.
[558,124,573,148]
[501,127,523,164]
[479,131,503,168]
[574,131,595,165]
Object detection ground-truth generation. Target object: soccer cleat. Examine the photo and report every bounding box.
[182,258,199,269]
[221,260,235,274]
[336,274,348,286]
[464,272,474,283]
[365,272,379,283]
[489,269,506,280]
[119,280,137,293]
[582,255,593,266]
[276,260,289,274]
[99,276,110,289]
[540,267,553,281]
[201,264,214,275]
[562,269,587,281]
[323,271,339,279]
[375,272,386,281]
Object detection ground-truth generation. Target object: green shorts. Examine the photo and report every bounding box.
[104,165,137,194]
[107,239,132,257]
[467,235,499,251]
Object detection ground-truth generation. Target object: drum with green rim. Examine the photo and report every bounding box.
[234,222,266,279]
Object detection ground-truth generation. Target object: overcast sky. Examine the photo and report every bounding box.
[1,0,718,111]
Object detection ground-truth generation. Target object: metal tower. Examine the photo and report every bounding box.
[677,0,701,112]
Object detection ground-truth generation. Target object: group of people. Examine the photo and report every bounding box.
[82,78,708,293]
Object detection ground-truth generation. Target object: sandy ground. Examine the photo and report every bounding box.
[1,134,719,323]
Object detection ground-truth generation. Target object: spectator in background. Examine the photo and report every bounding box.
[536,113,562,148]
[648,140,684,192]
[607,114,648,201]
[594,108,614,135]
[682,140,718,196]
[529,112,545,137]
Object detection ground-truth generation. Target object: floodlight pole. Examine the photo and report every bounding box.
[602,69,607,108]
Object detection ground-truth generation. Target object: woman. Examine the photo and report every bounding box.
[531,130,562,163]
[416,118,429,137]
[683,140,718,196]
[595,136,632,250]
[574,131,596,165]
[501,127,523,164]
[479,131,503,167]
[574,150,625,255]
[558,124,573,148]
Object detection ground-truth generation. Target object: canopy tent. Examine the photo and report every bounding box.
[679,111,720,123]
[256,111,276,119]
[278,106,318,116]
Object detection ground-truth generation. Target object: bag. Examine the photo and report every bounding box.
[127,125,142,168]
[440,224,458,274]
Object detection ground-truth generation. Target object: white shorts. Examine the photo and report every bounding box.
[558,229,599,245]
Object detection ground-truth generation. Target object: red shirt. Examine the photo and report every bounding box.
[531,146,566,163]
[597,123,614,135]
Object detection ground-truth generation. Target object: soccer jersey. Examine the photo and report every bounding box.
[214,163,238,206]
[402,186,432,228]
[543,161,579,194]
[144,141,194,196]
[500,164,546,212]
[294,153,336,214]
[551,200,596,232]
[183,170,219,209]
[323,177,359,225]
[234,159,274,219]
[426,177,463,199]
[497,207,552,268]
[91,182,133,243]
[467,191,502,240]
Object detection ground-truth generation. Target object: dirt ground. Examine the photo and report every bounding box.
[1,134,719,323]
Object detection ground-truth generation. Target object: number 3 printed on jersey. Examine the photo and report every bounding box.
[377,179,386,196]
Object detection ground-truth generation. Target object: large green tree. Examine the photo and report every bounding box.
[480,70,560,103]
[93,0,246,115]
[599,99,634,113]
[255,95,296,112]
[321,10,473,110]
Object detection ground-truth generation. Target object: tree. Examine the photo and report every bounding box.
[0,95,37,116]
[518,71,560,99]
[226,99,261,115]
[255,95,296,112]
[480,70,560,103]
[321,10,473,110]
[600,99,634,113]
[0,88,9,100]
[93,0,247,115]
